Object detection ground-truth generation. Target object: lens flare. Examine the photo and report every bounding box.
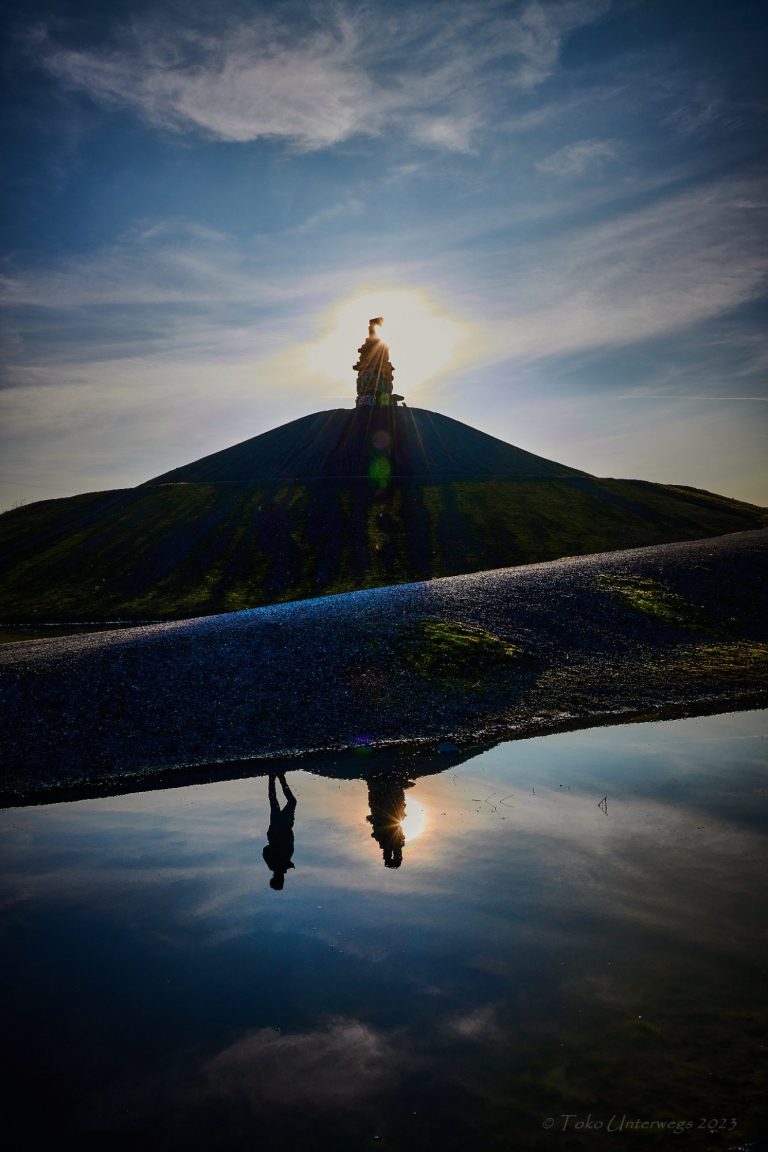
[369,454,391,487]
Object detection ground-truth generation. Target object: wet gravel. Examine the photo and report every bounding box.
[1,529,766,801]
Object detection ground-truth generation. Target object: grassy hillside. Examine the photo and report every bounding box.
[0,475,763,623]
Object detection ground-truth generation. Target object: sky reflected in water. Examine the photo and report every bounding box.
[1,711,766,1150]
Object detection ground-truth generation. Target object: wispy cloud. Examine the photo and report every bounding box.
[535,137,621,176]
[661,76,739,138]
[2,174,765,459]
[1,221,271,310]
[34,0,611,152]
[476,176,768,361]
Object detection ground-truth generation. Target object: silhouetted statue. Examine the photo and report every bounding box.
[366,775,414,867]
[263,773,297,890]
[354,317,402,407]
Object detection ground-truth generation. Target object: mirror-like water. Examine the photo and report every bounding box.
[1,711,766,1150]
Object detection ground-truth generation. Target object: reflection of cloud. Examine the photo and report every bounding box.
[204,1018,400,1108]
[79,1017,411,1132]
[412,754,768,960]
[444,1004,505,1044]
[35,1,610,152]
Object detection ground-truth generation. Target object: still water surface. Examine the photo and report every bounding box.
[1,711,766,1150]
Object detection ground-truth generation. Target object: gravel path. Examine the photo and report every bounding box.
[1,529,766,802]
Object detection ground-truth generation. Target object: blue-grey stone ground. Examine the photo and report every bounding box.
[1,529,766,802]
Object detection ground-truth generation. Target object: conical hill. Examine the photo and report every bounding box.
[145,407,583,484]
[0,407,764,627]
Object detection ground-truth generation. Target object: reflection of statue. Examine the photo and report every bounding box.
[365,776,414,868]
[354,317,402,408]
[263,773,297,890]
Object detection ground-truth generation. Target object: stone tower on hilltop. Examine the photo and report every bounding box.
[354,317,404,408]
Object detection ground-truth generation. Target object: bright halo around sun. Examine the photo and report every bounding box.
[399,800,428,842]
[308,288,465,393]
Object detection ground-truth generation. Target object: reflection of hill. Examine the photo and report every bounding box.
[304,742,480,782]
[0,741,481,809]
[1,406,763,624]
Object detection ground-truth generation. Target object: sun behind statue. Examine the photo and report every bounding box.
[354,316,404,408]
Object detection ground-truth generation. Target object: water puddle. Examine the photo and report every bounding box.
[1,710,765,1149]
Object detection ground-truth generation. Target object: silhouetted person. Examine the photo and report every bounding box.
[263,773,296,890]
[366,776,413,868]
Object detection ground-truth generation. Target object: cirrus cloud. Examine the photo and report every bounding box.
[34,0,612,152]
[535,137,621,176]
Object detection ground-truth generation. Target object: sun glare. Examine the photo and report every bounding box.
[308,289,465,394]
[400,800,428,842]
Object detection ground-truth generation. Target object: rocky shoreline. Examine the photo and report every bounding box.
[1,529,766,805]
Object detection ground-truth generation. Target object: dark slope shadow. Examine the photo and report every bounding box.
[144,406,584,485]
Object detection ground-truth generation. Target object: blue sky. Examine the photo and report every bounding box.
[1,0,766,507]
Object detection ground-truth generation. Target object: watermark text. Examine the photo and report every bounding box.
[541,1114,738,1135]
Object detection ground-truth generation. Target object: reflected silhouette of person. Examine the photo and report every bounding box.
[366,776,413,868]
[263,773,296,890]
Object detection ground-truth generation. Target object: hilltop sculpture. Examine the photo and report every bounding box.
[354,317,404,407]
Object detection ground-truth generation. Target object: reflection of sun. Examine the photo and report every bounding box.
[400,801,428,842]
[308,288,465,393]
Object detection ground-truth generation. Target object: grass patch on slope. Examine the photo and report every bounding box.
[400,619,531,686]
[598,575,716,631]
[669,642,768,685]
